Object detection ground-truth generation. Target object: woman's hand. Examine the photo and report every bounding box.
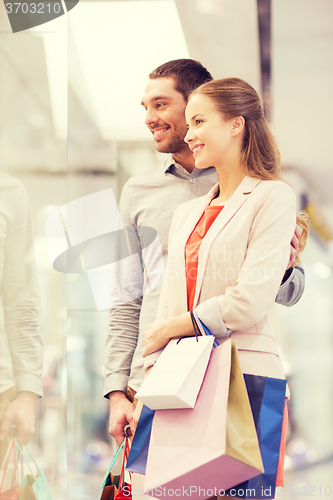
[142,321,171,357]
[142,313,195,357]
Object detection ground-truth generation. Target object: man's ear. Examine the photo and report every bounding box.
[231,116,245,137]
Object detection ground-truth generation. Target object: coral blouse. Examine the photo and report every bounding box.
[185,205,224,311]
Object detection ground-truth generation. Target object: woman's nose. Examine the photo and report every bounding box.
[184,128,193,144]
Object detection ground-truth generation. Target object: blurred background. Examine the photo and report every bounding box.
[0,0,332,498]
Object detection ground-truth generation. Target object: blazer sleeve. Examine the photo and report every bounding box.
[195,182,297,334]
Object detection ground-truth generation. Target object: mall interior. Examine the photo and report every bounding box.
[0,0,332,498]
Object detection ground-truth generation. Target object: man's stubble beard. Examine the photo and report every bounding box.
[155,133,189,155]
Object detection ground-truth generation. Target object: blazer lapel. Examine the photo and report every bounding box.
[193,176,261,307]
[174,184,220,313]
[178,183,220,245]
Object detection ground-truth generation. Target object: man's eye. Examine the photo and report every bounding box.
[156,103,166,108]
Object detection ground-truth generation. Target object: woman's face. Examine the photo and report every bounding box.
[185,93,241,170]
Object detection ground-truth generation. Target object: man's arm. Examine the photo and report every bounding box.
[104,296,142,396]
[0,181,43,445]
[105,296,141,446]
[104,182,144,445]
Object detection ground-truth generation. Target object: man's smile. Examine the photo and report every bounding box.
[151,126,170,139]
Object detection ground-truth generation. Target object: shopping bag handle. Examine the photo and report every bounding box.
[196,314,220,348]
[190,310,201,342]
[176,310,202,345]
[0,439,18,493]
[188,309,220,348]
[98,431,130,500]
[15,440,43,489]
[118,437,130,491]
[13,437,23,488]
[0,438,14,478]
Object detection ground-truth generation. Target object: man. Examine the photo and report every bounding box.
[0,172,43,463]
[104,59,304,446]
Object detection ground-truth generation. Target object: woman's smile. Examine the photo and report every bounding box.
[191,144,205,156]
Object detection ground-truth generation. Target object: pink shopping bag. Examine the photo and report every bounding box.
[144,339,264,499]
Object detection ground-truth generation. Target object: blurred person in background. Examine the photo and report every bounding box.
[104,59,305,446]
[0,171,43,464]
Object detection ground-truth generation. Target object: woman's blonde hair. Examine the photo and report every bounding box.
[190,77,309,259]
[294,211,310,265]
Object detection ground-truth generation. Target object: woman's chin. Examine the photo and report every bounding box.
[194,157,208,169]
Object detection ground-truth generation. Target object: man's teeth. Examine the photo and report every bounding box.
[154,128,168,137]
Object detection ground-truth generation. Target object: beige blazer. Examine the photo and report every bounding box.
[152,176,296,382]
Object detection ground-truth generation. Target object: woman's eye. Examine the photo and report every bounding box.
[196,119,203,125]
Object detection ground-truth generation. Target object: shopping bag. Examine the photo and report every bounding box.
[114,436,131,500]
[18,475,38,500]
[0,440,18,500]
[126,405,155,475]
[100,470,117,500]
[0,440,17,499]
[114,485,131,500]
[131,474,151,500]
[225,374,287,499]
[0,486,17,500]
[15,441,52,500]
[144,340,264,498]
[99,436,131,500]
[136,336,214,409]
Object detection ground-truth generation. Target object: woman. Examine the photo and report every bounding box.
[136,78,308,497]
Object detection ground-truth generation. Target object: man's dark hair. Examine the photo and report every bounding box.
[149,59,213,101]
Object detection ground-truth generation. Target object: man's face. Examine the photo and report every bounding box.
[141,77,189,155]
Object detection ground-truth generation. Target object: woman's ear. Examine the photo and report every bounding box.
[231,116,245,137]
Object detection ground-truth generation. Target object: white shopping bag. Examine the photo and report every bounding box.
[136,335,214,410]
[131,473,151,499]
